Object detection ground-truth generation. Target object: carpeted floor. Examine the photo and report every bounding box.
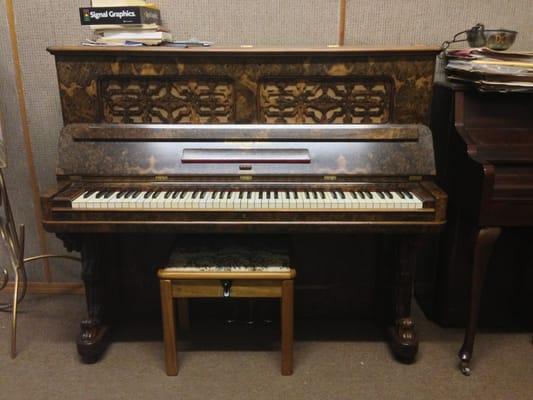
[0,294,532,400]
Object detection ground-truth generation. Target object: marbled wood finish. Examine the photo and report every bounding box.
[258,76,393,124]
[51,51,436,125]
[100,76,235,124]
[56,124,436,177]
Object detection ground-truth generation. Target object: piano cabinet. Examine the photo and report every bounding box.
[43,46,445,365]
[426,73,533,375]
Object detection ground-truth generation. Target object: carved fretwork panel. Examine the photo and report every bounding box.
[258,77,394,124]
[99,77,235,123]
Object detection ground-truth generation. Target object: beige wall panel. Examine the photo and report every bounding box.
[11,1,91,281]
[2,0,531,282]
[345,0,532,50]
[0,0,46,281]
[158,0,339,46]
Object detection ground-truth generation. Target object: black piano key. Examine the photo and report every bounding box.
[212,192,218,199]
[144,191,153,199]
[359,192,365,199]
[377,192,385,199]
[405,191,414,199]
[172,191,180,199]
[228,192,233,199]
[365,191,373,199]
[164,191,172,199]
[259,192,263,200]
[124,191,134,199]
[274,192,279,200]
[192,191,199,199]
[200,192,207,199]
[102,191,113,199]
[239,191,244,199]
[319,192,325,199]
[312,192,318,199]
[95,191,105,199]
[339,191,346,199]
[305,192,310,199]
[247,192,252,199]
[266,192,270,200]
[331,191,337,199]
[385,191,393,199]
[294,192,299,199]
[220,192,226,200]
[350,192,357,199]
[83,190,96,198]
[116,191,125,199]
[397,191,405,199]
[152,191,161,199]
[132,191,142,199]
[180,191,187,199]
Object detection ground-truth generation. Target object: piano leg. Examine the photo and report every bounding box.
[458,227,501,376]
[77,235,112,364]
[387,235,421,363]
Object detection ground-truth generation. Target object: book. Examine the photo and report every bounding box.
[92,1,147,5]
[79,6,161,26]
[91,23,160,31]
[100,29,168,38]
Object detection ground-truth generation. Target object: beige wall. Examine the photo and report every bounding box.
[0,0,531,282]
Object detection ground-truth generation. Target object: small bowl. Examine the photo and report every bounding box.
[469,29,517,51]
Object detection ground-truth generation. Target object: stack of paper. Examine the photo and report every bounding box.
[445,48,533,92]
[86,0,172,46]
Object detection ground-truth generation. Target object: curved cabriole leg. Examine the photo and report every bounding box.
[458,227,501,376]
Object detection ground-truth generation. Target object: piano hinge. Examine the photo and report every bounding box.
[323,175,337,181]
[155,176,168,181]
[240,175,253,181]
[409,176,422,181]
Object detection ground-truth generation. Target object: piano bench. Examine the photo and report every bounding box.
[157,240,296,376]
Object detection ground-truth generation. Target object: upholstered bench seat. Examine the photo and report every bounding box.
[158,238,295,376]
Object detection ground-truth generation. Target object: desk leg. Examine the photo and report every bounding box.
[388,235,420,363]
[458,227,501,376]
[281,280,294,375]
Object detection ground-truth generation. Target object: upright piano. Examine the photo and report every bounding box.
[42,46,445,364]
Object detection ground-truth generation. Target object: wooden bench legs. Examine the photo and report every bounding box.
[281,279,294,376]
[159,278,294,376]
[160,279,178,376]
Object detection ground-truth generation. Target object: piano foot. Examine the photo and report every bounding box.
[458,352,472,376]
[77,318,111,364]
[387,317,418,363]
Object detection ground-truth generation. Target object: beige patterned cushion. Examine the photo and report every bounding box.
[165,237,290,271]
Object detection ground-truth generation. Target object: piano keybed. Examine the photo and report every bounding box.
[71,189,424,211]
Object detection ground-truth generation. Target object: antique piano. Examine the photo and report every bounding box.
[42,46,445,364]
[429,60,533,375]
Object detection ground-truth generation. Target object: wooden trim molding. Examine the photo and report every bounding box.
[4,281,84,295]
[5,0,51,281]
[338,0,346,46]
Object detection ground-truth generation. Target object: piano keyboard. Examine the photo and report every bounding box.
[71,190,423,210]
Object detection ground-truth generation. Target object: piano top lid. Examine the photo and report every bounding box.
[46,45,441,57]
[57,123,436,178]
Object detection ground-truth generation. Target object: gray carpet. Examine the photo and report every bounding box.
[1,294,532,400]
